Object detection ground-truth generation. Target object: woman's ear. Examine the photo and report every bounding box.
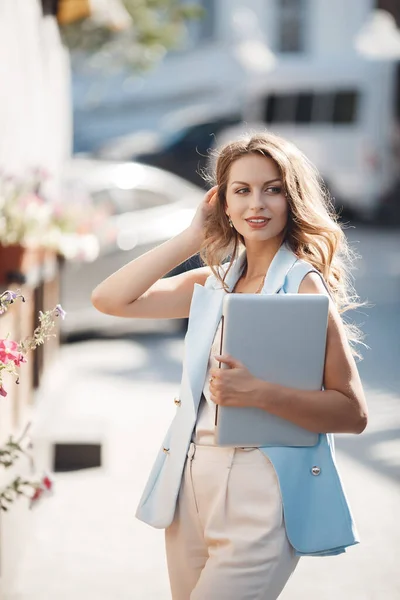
[224,199,229,217]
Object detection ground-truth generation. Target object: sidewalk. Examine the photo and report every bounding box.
[6,333,400,600]
[7,335,177,600]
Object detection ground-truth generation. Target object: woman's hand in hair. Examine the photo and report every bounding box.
[189,185,219,242]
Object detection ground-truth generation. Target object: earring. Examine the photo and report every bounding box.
[228,216,234,228]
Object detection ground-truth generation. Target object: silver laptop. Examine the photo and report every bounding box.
[214,293,329,447]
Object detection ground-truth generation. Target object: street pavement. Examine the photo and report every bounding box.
[6,225,400,600]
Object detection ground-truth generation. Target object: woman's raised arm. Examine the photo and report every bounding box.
[91,186,218,320]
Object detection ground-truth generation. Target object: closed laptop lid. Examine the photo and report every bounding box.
[215,293,329,447]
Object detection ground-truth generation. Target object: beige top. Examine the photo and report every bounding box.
[191,318,223,445]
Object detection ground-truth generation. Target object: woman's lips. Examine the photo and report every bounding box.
[245,217,270,229]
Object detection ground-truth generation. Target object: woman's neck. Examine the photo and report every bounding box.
[242,237,284,280]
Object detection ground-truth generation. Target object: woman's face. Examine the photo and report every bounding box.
[225,153,288,244]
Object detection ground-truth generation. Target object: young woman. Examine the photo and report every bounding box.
[92,132,368,599]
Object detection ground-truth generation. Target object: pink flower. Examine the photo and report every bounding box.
[41,473,54,492]
[0,386,7,397]
[29,472,55,508]
[0,339,26,366]
[30,486,44,508]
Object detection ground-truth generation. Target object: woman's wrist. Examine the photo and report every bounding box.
[253,379,272,411]
[184,225,204,254]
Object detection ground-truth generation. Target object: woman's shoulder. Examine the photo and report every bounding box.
[284,257,328,295]
[290,258,331,298]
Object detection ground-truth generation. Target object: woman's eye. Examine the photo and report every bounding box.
[235,187,249,194]
[266,186,282,195]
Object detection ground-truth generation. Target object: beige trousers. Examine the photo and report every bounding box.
[165,443,299,600]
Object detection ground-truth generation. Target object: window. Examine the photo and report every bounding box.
[265,95,276,123]
[312,93,334,123]
[264,94,296,123]
[263,90,359,124]
[277,0,307,53]
[332,91,358,124]
[295,92,313,123]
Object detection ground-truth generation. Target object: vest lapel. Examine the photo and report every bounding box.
[261,243,299,294]
[184,254,248,412]
[184,284,225,414]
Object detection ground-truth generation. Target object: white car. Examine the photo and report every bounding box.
[60,159,204,338]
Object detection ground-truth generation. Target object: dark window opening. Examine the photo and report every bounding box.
[278,0,307,53]
[332,91,358,123]
[312,93,334,123]
[295,92,313,123]
[264,96,277,124]
[263,90,359,124]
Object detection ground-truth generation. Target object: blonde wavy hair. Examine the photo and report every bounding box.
[201,131,364,357]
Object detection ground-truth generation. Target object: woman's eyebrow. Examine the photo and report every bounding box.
[230,178,282,186]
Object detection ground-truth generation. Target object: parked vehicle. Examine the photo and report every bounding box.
[96,105,242,187]
[60,159,204,338]
[219,57,400,220]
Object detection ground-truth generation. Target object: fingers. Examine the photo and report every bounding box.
[209,388,227,406]
[209,367,220,379]
[205,185,218,204]
[214,354,242,369]
[209,369,220,399]
[209,356,241,390]
[209,369,234,406]
[209,371,217,393]
[209,391,220,405]
[209,366,230,404]
[208,378,222,405]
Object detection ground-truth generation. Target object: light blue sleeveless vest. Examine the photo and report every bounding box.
[135,243,359,557]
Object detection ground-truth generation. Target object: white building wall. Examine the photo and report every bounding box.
[0,0,72,188]
[0,1,71,594]
[310,0,375,58]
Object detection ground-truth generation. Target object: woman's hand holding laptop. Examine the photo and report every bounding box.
[209,354,263,408]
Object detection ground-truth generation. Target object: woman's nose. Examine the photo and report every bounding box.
[249,190,264,210]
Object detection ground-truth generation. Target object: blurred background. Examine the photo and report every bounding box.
[0,1,399,599]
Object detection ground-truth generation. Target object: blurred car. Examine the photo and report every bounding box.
[60,158,204,339]
[96,105,242,187]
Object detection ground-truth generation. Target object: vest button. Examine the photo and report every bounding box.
[163,447,170,454]
[311,466,321,476]
[174,397,181,406]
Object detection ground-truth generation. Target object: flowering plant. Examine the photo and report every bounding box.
[0,169,103,262]
[0,424,54,511]
[0,289,64,509]
[0,169,52,248]
[0,290,66,397]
